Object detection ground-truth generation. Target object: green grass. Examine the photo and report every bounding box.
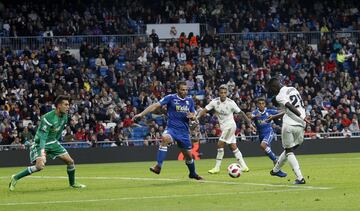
[1,153,360,211]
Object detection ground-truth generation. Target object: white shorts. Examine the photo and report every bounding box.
[219,126,236,144]
[281,124,305,149]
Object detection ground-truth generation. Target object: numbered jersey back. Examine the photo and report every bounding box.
[276,86,306,127]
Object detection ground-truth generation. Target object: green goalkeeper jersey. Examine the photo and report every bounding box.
[34,110,68,149]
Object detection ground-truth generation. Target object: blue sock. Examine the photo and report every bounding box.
[265,147,277,161]
[186,159,196,176]
[156,146,168,167]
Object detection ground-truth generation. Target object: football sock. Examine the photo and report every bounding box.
[233,148,248,169]
[185,159,196,176]
[265,146,277,161]
[273,151,287,172]
[286,152,303,180]
[14,166,40,180]
[157,146,168,167]
[214,148,224,169]
[67,164,75,186]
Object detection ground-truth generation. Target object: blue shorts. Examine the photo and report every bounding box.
[163,128,192,150]
[259,131,274,145]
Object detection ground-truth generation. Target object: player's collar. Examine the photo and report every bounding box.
[258,108,267,114]
[176,94,186,100]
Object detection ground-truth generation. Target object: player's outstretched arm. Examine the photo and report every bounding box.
[132,102,161,121]
[196,108,209,120]
[266,112,285,122]
[239,111,257,132]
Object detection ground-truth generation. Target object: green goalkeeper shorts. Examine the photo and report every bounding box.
[30,141,68,163]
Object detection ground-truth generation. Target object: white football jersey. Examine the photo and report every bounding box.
[205,97,241,129]
[276,86,306,127]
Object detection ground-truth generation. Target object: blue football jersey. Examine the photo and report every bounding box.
[252,108,278,135]
[159,94,195,133]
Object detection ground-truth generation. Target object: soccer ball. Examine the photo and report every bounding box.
[227,163,241,178]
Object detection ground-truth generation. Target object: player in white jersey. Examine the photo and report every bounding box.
[197,85,256,174]
[266,78,311,184]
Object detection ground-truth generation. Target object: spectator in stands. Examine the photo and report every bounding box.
[74,128,86,141]
[349,116,360,132]
[20,127,34,144]
[96,128,107,142]
[63,126,74,142]
[95,54,107,68]
[149,29,160,48]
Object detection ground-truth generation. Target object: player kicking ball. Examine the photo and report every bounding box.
[267,78,311,184]
[133,81,203,180]
[197,85,256,174]
[9,95,86,191]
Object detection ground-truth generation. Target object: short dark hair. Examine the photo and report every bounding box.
[256,97,266,103]
[219,84,228,91]
[176,81,187,90]
[267,78,279,88]
[54,95,70,107]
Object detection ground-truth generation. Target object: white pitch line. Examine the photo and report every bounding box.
[0,175,333,190]
[0,188,320,206]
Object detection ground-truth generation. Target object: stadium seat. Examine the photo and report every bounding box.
[99,66,108,76]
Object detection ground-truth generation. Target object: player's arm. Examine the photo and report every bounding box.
[196,108,209,120]
[132,102,161,120]
[266,111,285,122]
[239,111,256,131]
[36,117,52,161]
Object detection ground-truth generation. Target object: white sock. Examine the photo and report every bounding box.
[214,148,224,169]
[273,151,287,172]
[286,152,303,180]
[233,148,248,169]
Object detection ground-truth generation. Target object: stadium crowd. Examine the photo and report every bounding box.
[0,1,360,149]
[1,0,360,37]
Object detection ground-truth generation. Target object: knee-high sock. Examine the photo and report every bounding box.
[265,146,277,161]
[185,159,196,176]
[214,148,224,169]
[157,146,168,167]
[286,152,303,180]
[233,148,248,169]
[14,166,40,180]
[67,164,75,186]
[273,151,287,172]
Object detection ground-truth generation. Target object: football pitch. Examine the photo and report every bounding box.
[0,152,359,211]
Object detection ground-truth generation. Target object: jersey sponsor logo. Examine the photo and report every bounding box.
[175,105,190,112]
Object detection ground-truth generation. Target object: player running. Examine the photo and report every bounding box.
[250,98,284,165]
[197,85,256,174]
[9,95,86,191]
[132,81,203,180]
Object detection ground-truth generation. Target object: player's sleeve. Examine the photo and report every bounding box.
[251,111,256,118]
[231,100,241,113]
[205,100,215,111]
[159,95,172,106]
[37,116,52,149]
[269,109,279,115]
[275,90,288,106]
[189,99,196,113]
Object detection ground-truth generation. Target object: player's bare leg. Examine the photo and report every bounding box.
[208,141,226,174]
[9,157,45,191]
[150,134,173,174]
[229,143,249,172]
[58,153,86,188]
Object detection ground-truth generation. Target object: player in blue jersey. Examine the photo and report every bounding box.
[132,81,203,180]
[250,98,284,164]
